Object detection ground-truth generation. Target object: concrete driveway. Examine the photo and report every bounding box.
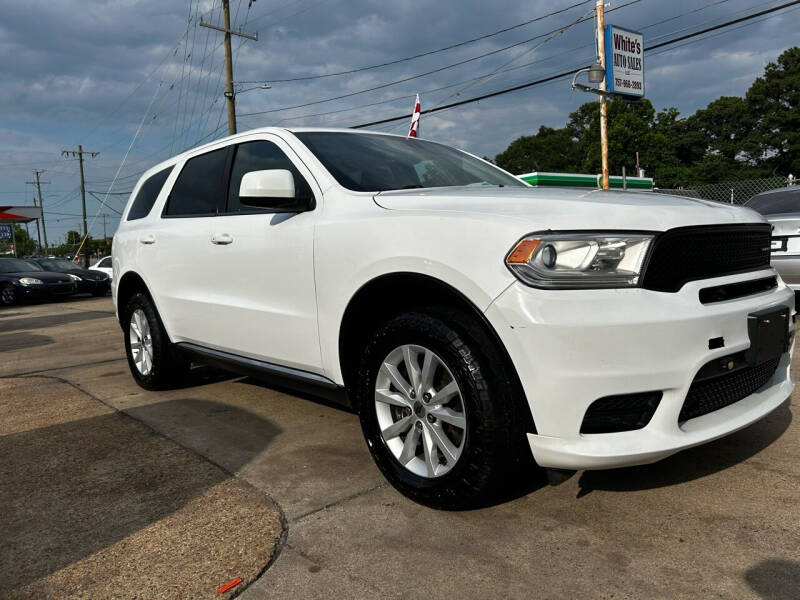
[1,297,799,599]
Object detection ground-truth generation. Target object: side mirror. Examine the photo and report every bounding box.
[238,169,311,212]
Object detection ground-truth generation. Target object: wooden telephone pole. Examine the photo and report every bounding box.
[200,0,258,135]
[596,0,610,190]
[26,169,48,253]
[61,145,99,266]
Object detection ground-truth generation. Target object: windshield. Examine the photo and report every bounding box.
[38,259,78,272]
[746,189,800,215]
[294,132,526,192]
[0,259,42,273]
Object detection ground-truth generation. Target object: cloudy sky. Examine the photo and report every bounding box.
[0,0,797,243]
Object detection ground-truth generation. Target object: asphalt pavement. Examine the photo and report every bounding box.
[1,296,798,599]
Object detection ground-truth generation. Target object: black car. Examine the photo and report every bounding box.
[0,258,76,306]
[30,258,111,297]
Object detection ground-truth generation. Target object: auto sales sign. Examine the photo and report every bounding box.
[604,25,644,97]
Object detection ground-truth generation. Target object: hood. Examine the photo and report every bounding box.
[8,271,73,283]
[373,186,764,231]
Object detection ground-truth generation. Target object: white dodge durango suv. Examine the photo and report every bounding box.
[113,128,794,508]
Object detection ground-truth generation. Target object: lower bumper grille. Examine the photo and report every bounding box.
[679,357,781,422]
[581,391,662,434]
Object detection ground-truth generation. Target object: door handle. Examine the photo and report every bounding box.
[139,233,156,245]
[211,233,233,245]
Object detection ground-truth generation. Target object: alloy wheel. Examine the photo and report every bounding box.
[129,308,154,376]
[374,344,467,478]
[1,285,15,305]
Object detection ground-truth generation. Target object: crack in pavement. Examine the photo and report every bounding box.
[0,357,127,379]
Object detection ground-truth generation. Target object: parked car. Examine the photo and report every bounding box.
[113,128,794,508]
[30,258,110,296]
[0,258,76,305]
[90,256,113,281]
[746,187,800,295]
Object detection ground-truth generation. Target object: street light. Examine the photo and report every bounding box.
[226,82,271,99]
[587,61,605,84]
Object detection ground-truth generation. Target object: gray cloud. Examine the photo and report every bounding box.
[0,0,796,242]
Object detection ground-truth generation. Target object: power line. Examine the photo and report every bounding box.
[239,0,593,84]
[237,0,642,118]
[350,0,800,129]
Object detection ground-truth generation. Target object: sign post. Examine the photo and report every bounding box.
[604,25,645,98]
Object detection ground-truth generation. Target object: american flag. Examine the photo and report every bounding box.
[408,94,420,138]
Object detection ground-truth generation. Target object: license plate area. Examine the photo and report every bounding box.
[745,306,790,365]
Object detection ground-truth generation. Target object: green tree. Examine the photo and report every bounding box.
[493,46,800,187]
[688,96,755,162]
[747,47,800,175]
[495,126,580,174]
[12,225,36,256]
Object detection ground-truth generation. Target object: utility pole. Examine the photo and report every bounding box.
[596,0,610,190]
[200,0,258,135]
[61,145,99,266]
[101,213,108,246]
[26,169,48,253]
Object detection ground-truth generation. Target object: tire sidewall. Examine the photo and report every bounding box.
[122,292,174,390]
[356,313,500,507]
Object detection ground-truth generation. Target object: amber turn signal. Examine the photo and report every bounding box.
[506,239,540,264]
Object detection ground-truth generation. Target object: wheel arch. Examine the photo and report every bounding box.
[116,270,163,332]
[337,271,535,432]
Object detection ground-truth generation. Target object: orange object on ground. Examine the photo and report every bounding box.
[218,577,243,594]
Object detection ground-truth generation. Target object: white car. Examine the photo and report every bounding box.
[90,256,113,281]
[112,127,794,508]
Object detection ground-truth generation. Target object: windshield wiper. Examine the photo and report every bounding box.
[400,184,423,189]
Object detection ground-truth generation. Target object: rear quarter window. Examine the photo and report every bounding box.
[164,147,229,217]
[127,167,173,221]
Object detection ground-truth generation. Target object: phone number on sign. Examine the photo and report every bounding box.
[615,78,642,91]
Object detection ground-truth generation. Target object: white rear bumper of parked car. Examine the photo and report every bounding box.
[485,268,795,470]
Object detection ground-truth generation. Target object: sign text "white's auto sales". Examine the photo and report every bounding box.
[604,25,644,97]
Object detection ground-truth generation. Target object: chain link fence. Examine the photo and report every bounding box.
[655,176,795,205]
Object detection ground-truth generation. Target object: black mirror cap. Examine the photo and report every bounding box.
[238,195,315,213]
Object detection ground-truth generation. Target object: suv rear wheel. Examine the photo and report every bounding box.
[356,311,526,509]
[123,292,190,390]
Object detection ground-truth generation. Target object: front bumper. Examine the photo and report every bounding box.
[16,281,76,301]
[485,268,795,470]
[75,278,111,294]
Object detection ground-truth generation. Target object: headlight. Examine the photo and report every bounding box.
[19,277,43,286]
[68,274,82,281]
[505,232,654,289]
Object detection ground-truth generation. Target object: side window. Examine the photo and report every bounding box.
[127,167,173,221]
[98,257,112,268]
[164,147,229,217]
[226,141,314,213]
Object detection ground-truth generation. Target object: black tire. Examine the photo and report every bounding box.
[122,292,190,390]
[355,311,533,509]
[0,283,16,306]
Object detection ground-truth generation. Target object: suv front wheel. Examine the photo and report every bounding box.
[356,311,525,509]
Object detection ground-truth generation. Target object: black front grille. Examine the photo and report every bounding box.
[679,357,780,422]
[642,224,771,293]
